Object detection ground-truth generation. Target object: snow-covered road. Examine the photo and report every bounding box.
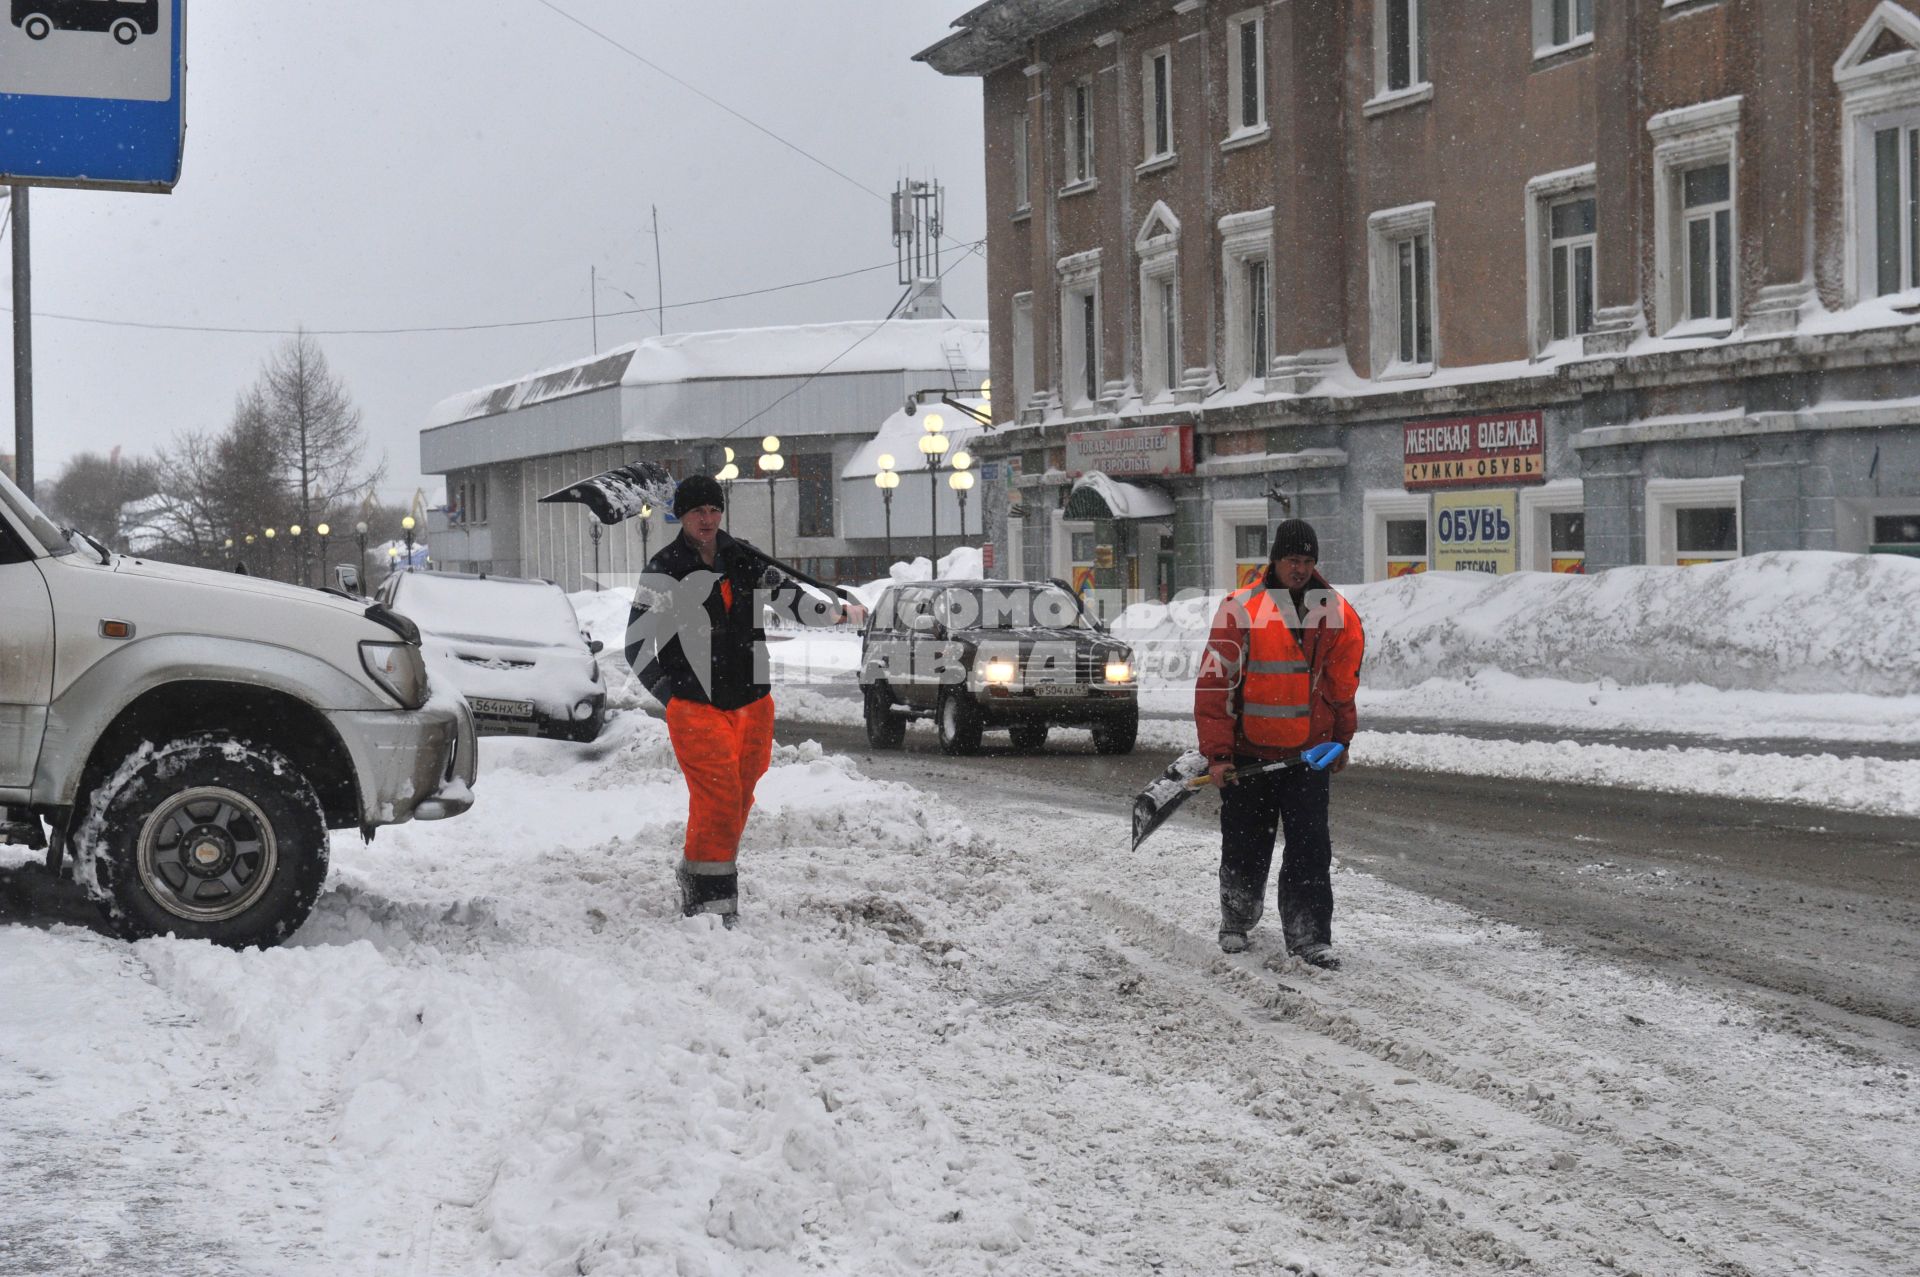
[4,708,1915,1276]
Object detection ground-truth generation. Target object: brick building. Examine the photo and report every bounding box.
[919,0,1920,595]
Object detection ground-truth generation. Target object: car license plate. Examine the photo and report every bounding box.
[1034,683,1086,697]
[471,697,534,719]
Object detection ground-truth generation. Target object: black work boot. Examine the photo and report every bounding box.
[677,861,738,925]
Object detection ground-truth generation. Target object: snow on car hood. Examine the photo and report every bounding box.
[418,633,599,717]
[113,555,381,624]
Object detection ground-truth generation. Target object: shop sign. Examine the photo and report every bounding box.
[1403,411,1544,490]
[1066,424,1195,477]
[1432,490,1517,574]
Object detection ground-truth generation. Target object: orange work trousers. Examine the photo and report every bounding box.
[665,694,777,865]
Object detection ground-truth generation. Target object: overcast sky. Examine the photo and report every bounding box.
[2,0,988,506]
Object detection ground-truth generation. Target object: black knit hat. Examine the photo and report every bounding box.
[1269,518,1319,561]
[672,474,726,517]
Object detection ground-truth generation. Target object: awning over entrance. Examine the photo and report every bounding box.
[1065,472,1176,520]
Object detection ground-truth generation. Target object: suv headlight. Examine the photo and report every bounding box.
[982,657,1018,685]
[1105,659,1134,684]
[361,641,430,709]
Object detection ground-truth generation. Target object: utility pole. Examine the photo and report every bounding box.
[590,265,599,354]
[651,205,664,336]
[9,185,31,497]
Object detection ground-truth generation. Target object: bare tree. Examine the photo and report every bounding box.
[259,332,384,531]
[43,449,160,544]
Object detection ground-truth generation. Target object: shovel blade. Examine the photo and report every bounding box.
[1130,749,1212,851]
[538,460,679,526]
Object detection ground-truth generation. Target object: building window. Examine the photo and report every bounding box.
[1365,490,1430,580]
[796,453,833,538]
[1220,207,1275,387]
[1872,513,1920,556]
[1534,0,1592,54]
[1064,79,1095,188]
[1142,48,1173,162]
[1650,96,1739,334]
[1386,518,1429,575]
[1013,112,1030,212]
[1368,202,1436,375]
[1226,11,1266,137]
[1870,120,1920,296]
[1378,0,1428,94]
[1646,475,1742,566]
[1234,523,1268,587]
[1682,164,1733,322]
[1837,7,1920,304]
[1137,203,1182,401]
[1011,291,1035,418]
[1058,249,1103,411]
[1549,512,1586,572]
[1549,195,1597,340]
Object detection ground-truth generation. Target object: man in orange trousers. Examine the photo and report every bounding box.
[624,475,854,925]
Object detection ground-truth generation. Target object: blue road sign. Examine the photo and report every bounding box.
[0,0,185,190]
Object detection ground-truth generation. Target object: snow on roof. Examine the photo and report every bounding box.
[428,319,989,429]
[841,399,988,479]
[1068,471,1176,519]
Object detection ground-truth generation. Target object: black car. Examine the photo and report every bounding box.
[859,579,1139,755]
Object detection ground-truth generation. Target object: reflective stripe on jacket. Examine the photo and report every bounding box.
[1194,569,1365,763]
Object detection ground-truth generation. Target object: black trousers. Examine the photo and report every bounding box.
[1218,757,1333,949]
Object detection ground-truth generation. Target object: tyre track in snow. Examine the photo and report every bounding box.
[788,725,1920,1276]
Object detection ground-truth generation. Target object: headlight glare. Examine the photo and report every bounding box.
[982,658,1018,685]
[1105,660,1134,684]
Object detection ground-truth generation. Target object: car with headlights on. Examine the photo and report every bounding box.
[376,570,608,741]
[858,578,1138,755]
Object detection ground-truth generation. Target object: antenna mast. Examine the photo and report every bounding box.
[892,179,945,320]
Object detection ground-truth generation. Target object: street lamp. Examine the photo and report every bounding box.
[387,545,400,578]
[263,527,277,580]
[873,453,899,570]
[917,413,950,575]
[949,451,975,544]
[289,524,304,587]
[639,502,654,564]
[316,523,331,588]
[354,521,369,592]
[715,446,739,531]
[589,521,603,585]
[243,533,255,575]
[401,515,417,572]
[757,434,785,562]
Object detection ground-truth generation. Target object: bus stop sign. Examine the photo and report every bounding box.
[0,0,185,190]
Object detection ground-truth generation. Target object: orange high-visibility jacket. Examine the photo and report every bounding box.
[1195,570,1364,763]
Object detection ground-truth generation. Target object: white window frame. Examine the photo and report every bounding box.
[1517,479,1583,572]
[1836,3,1920,306]
[1645,476,1743,566]
[1367,201,1438,378]
[1371,0,1430,104]
[1012,111,1031,214]
[1363,489,1431,581]
[1531,0,1594,59]
[1011,291,1036,420]
[1224,10,1268,144]
[1219,207,1275,387]
[1525,165,1598,356]
[1141,46,1175,166]
[1649,96,1741,336]
[1136,202,1182,402]
[1063,77,1096,192]
[1058,248,1104,413]
[1211,497,1270,591]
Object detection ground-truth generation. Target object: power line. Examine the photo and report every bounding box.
[718,240,984,442]
[0,254,973,337]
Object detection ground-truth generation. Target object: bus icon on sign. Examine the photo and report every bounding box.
[13,0,158,44]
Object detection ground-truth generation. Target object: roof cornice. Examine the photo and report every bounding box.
[915,0,1126,77]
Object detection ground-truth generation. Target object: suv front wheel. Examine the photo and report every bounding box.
[1091,706,1139,755]
[936,690,984,756]
[863,683,906,750]
[80,735,331,948]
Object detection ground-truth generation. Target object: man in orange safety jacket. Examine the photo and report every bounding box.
[624,475,856,926]
[1194,518,1364,968]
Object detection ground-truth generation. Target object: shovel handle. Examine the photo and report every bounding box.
[1190,742,1346,788]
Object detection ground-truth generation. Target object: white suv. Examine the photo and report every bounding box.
[0,473,476,948]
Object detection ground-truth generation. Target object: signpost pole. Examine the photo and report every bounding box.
[10,185,31,498]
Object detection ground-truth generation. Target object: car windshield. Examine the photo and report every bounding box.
[0,469,72,556]
[390,574,584,648]
[939,584,1094,631]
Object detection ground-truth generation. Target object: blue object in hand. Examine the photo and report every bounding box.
[1303,741,1345,771]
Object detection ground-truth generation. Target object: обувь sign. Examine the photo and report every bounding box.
[1403,411,1544,490]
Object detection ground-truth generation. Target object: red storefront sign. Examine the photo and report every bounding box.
[1065,424,1195,478]
[1402,411,1545,490]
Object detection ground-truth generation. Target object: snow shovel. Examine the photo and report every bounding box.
[1129,742,1345,852]
[539,460,864,605]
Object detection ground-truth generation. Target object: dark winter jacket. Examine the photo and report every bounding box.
[624,530,806,712]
